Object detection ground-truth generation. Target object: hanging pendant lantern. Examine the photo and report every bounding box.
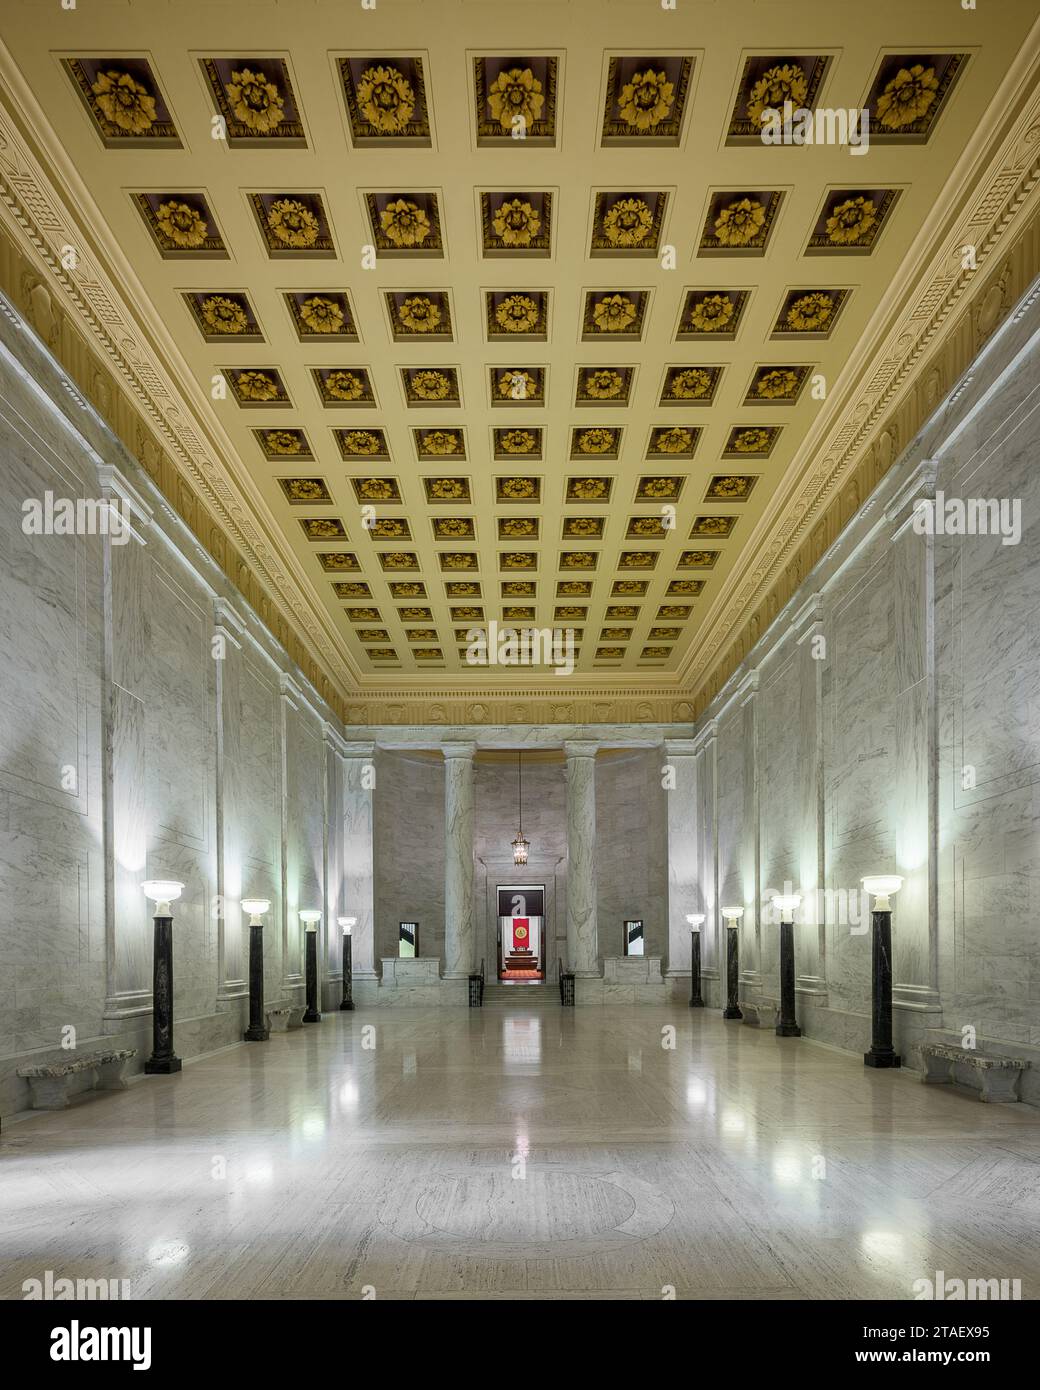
[511,749,530,865]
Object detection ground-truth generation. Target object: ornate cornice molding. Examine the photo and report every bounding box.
[682,26,1040,716]
[1,28,1039,727]
[0,40,359,717]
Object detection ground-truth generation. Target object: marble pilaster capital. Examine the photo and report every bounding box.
[322,721,352,758]
[691,719,717,755]
[96,462,153,546]
[663,738,698,758]
[441,740,477,761]
[791,592,824,643]
[213,597,246,650]
[886,456,940,541]
[279,672,302,708]
[735,670,759,707]
[340,740,376,760]
[563,739,599,760]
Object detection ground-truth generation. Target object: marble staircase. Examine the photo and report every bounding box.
[481,983,559,1007]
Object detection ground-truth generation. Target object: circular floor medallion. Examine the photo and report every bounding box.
[380,1164,673,1259]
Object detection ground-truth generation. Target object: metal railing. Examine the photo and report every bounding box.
[557,955,575,1007]
[468,957,485,1007]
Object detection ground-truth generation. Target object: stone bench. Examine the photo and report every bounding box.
[18,1048,137,1110]
[921,1043,1029,1103]
[266,1004,306,1032]
[740,998,779,1028]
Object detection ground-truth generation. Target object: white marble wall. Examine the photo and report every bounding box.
[0,299,347,1116]
[596,749,667,965]
[372,750,445,966]
[370,748,667,980]
[693,275,1040,1090]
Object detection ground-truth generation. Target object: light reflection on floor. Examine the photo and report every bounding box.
[1,1006,1039,1300]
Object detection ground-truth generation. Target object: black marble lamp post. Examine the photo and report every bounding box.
[242,898,271,1042]
[862,876,903,1068]
[773,893,802,1038]
[338,917,355,1011]
[300,910,322,1023]
[142,880,185,1074]
[720,907,743,1020]
[687,914,705,1007]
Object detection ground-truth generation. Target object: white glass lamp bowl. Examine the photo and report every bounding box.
[338,916,357,935]
[141,880,185,914]
[686,913,705,928]
[720,905,744,922]
[241,898,271,925]
[862,875,904,911]
[299,909,322,932]
[772,892,802,922]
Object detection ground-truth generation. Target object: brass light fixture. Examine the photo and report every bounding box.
[511,749,530,866]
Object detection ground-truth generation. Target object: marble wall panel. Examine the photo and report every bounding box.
[695,277,1040,1069]
[373,750,445,966]
[0,302,344,1114]
[282,698,325,985]
[596,750,665,965]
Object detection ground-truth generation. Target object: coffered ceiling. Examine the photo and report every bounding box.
[1,0,1038,703]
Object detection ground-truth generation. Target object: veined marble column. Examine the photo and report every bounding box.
[214,598,247,1000]
[342,742,377,982]
[664,739,699,978]
[564,740,600,976]
[98,465,155,1021]
[442,742,476,979]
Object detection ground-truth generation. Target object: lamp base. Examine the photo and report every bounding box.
[722,1006,743,1020]
[864,1049,901,1068]
[339,1000,354,1011]
[775,1023,802,1038]
[689,997,704,1008]
[244,1026,269,1042]
[144,1056,182,1074]
[303,1009,321,1023]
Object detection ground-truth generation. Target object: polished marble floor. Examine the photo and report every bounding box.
[2,1006,1040,1300]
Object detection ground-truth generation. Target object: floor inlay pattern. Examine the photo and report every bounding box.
[2,1008,1039,1300]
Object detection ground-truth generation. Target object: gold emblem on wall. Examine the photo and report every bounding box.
[486,291,549,340]
[591,192,668,256]
[134,193,227,257]
[601,57,695,146]
[254,428,311,460]
[223,368,291,407]
[313,368,376,408]
[200,58,305,145]
[865,54,967,143]
[481,192,553,256]
[424,477,471,503]
[184,291,262,342]
[366,192,444,256]
[250,193,335,257]
[698,191,784,255]
[65,58,180,146]
[285,291,357,341]
[474,57,558,145]
[333,429,388,460]
[339,57,431,145]
[806,189,901,254]
[726,56,830,144]
[677,290,750,339]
